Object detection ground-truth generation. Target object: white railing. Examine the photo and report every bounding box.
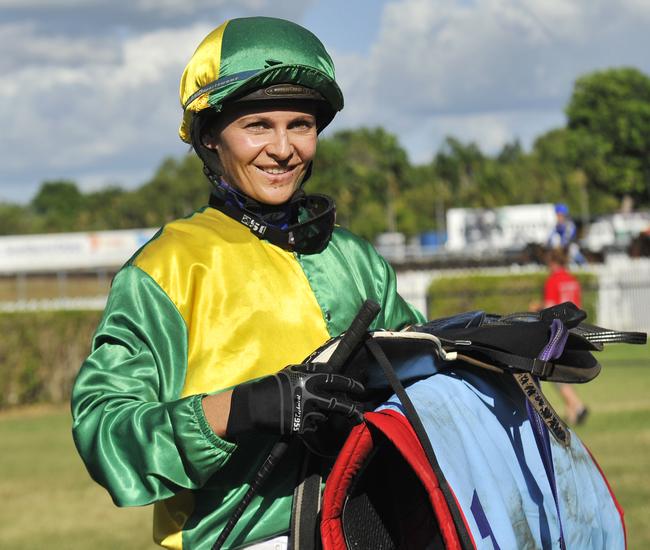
[397,258,650,333]
[1,257,649,334]
[0,296,107,312]
[596,255,650,332]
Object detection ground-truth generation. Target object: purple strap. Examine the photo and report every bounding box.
[525,318,568,550]
[539,319,570,363]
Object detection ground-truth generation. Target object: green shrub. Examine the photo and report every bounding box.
[427,271,598,321]
[0,311,102,408]
[0,272,600,410]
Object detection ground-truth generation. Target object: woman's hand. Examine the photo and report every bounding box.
[224,363,364,439]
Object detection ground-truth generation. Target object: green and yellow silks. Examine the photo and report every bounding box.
[71,206,423,549]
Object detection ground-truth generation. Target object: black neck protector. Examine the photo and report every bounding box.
[192,111,334,254]
[208,179,336,254]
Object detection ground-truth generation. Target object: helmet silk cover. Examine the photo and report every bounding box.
[179,17,344,143]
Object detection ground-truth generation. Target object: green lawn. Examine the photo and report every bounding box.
[0,407,153,549]
[0,345,648,549]
[544,343,650,549]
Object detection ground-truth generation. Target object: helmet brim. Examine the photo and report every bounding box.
[180,64,343,143]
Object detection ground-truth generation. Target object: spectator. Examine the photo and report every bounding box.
[544,247,589,425]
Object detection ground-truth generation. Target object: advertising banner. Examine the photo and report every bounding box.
[0,229,157,273]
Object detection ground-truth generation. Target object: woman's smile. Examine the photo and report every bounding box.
[203,103,318,205]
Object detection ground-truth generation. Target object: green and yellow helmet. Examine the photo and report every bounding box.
[179,16,344,143]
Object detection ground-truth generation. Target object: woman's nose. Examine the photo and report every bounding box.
[265,129,292,160]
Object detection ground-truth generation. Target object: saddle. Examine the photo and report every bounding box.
[306,301,643,447]
[297,302,645,549]
[214,301,645,549]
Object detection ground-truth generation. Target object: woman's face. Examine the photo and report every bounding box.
[204,102,318,205]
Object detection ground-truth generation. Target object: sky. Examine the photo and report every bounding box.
[1,0,650,204]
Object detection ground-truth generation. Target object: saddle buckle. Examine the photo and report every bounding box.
[531,358,553,378]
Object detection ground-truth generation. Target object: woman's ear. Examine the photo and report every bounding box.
[202,129,220,151]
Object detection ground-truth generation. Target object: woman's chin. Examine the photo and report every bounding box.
[259,191,295,205]
[258,181,302,205]
[230,168,306,204]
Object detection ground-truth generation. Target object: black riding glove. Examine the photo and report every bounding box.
[226,362,365,439]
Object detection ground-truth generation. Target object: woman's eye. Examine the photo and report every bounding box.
[244,118,270,132]
[290,119,316,130]
[244,120,268,130]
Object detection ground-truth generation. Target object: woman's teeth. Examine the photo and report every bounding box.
[262,167,292,174]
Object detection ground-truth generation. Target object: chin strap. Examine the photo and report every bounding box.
[209,191,299,247]
[209,174,300,227]
[208,187,335,254]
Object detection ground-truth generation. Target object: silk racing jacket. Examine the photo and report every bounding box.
[71,204,424,549]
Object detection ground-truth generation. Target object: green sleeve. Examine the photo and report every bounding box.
[375,253,427,329]
[71,266,235,507]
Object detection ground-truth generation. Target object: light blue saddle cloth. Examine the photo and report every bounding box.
[380,369,625,550]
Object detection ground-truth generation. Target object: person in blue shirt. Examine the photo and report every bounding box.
[548,203,586,265]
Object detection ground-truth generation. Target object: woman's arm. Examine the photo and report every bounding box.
[71,266,236,507]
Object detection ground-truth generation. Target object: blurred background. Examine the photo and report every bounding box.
[1,0,649,548]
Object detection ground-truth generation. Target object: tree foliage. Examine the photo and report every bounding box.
[2,66,649,239]
[310,127,415,239]
[30,180,84,232]
[566,67,650,205]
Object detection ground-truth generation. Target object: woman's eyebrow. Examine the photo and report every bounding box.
[238,113,316,125]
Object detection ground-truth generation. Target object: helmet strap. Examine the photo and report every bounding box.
[208,189,335,254]
[209,174,301,228]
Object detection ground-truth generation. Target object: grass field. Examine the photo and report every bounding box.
[0,345,648,549]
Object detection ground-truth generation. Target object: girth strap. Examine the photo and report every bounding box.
[365,338,475,550]
[289,452,321,550]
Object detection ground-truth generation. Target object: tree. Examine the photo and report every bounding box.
[0,203,37,235]
[397,167,447,235]
[30,180,84,231]
[433,137,485,206]
[126,154,211,228]
[566,67,650,207]
[532,128,618,218]
[78,186,127,230]
[310,128,412,239]
[496,139,523,164]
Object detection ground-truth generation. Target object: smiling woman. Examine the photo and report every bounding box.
[202,103,319,205]
[70,15,424,550]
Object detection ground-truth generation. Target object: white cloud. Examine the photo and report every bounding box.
[2,0,650,205]
[333,0,650,157]
[133,0,262,16]
[0,22,210,182]
[0,0,317,25]
[0,22,118,73]
[0,1,89,6]
[0,0,323,203]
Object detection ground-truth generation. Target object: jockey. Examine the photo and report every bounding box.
[548,203,586,265]
[71,16,424,550]
[548,203,577,248]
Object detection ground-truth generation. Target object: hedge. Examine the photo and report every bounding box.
[426,272,598,321]
[0,311,102,409]
[0,272,598,409]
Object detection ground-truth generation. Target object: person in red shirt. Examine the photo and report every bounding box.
[544,252,582,308]
[544,247,589,425]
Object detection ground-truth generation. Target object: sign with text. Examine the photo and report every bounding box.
[446,204,556,252]
[0,228,157,273]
